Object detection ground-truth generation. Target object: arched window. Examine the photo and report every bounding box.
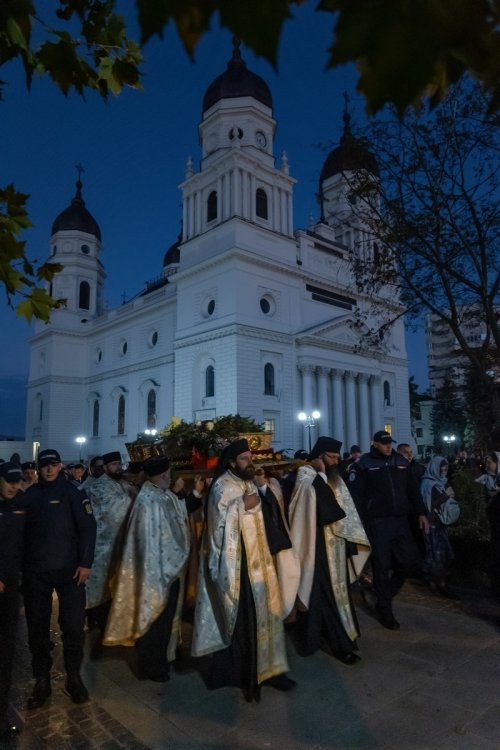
[383,380,391,406]
[205,365,215,398]
[147,389,157,429]
[256,188,268,219]
[264,363,275,395]
[39,399,43,422]
[79,281,90,310]
[117,395,126,435]
[92,399,100,437]
[207,191,217,222]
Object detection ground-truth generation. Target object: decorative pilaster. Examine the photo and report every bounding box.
[358,373,371,453]
[344,370,358,450]
[331,368,345,445]
[316,367,331,436]
[370,374,382,437]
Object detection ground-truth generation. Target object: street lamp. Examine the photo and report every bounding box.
[443,434,456,457]
[75,436,86,462]
[298,410,321,453]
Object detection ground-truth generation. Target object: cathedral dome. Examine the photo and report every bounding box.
[320,109,378,184]
[51,180,101,240]
[202,40,272,113]
[163,236,181,267]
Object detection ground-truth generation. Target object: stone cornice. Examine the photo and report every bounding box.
[175,323,292,349]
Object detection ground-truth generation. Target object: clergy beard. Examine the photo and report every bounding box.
[325,464,339,481]
[231,464,255,481]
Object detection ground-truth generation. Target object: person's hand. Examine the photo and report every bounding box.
[418,515,430,534]
[310,457,325,473]
[243,489,260,510]
[172,477,185,494]
[193,475,206,494]
[73,566,91,585]
[0,580,4,594]
[445,486,455,497]
[253,470,267,488]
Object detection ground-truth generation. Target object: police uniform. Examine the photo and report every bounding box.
[22,450,96,705]
[0,463,26,740]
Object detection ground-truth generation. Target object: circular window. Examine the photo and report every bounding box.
[149,330,158,348]
[207,299,215,316]
[260,295,275,315]
[120,340,128,356]
[95,348,102,363]
[81,244,90,254]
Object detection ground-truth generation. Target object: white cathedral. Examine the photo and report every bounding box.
[26,43,412,461]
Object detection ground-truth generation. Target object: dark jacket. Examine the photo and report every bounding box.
[0,496,26,591]
[348,447,426,520]
[22,475,96,572]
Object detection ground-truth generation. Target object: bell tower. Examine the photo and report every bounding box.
[47,169,105,323]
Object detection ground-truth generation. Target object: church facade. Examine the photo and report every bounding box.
[26,45,411,461]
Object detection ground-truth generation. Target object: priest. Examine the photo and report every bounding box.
[103,456,190,681]
[289,436,370,665]
[191,439,296,702]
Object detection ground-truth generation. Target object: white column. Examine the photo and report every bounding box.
[242,171,249,219]
[344,370,358,450]
[272,186,279,230]
[280,189,287,233]
[188,194,194,239]
[195,191,202,235]
[316,367,331,436]
[182,197,188,241]
[250,174,256,220]
[287,190,293,235]
[233,167,240,216]
[224,173,230,219]
[370,374,383,438]
[298,362,315,452]
[331,368,344,445]
[358,373,371,453]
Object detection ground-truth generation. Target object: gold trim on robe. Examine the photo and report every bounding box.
[191,471,289,684]
[103,481,190,661]
[289,465,371,641]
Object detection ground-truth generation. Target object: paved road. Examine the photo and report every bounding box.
[4,582,500,750]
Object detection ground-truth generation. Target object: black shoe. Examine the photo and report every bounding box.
[0,723,21,741]
[334,651,361,665]
[243,686,261,703]
[263,674,297,691]
[27,675,51,709]
[65,674,89,704]
[377,608,400,630]
[436,584,461,600]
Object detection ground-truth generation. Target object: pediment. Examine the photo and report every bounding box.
[296,314,367,347]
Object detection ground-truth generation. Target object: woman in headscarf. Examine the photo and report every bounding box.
[475,452,500,600]
[420,456,458,599]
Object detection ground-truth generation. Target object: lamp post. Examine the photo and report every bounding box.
[75,436,86,462]
[442,434,456,458]
[298,410,321,453]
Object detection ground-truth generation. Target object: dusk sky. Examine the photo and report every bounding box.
[0,2,427,437]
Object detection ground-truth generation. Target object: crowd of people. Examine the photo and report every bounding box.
[1,430,499,740]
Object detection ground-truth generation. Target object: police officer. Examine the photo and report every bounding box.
[0,462,26,741]
[348,431,429,630]
[20,461,38,491]
[22,449,96,708]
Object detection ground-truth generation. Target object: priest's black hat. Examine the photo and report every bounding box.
[309,436,342,459]
[102,451,122,465]
[143,456,170,476]
[211,438,251,483]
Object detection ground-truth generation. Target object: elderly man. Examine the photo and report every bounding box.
[103,456,190,681]
[348,431,429,630]
[85,451,135,637]
[22,449,96,707]
[192,439,295,702]
[289,437,370,665]
[0,463,26,740]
